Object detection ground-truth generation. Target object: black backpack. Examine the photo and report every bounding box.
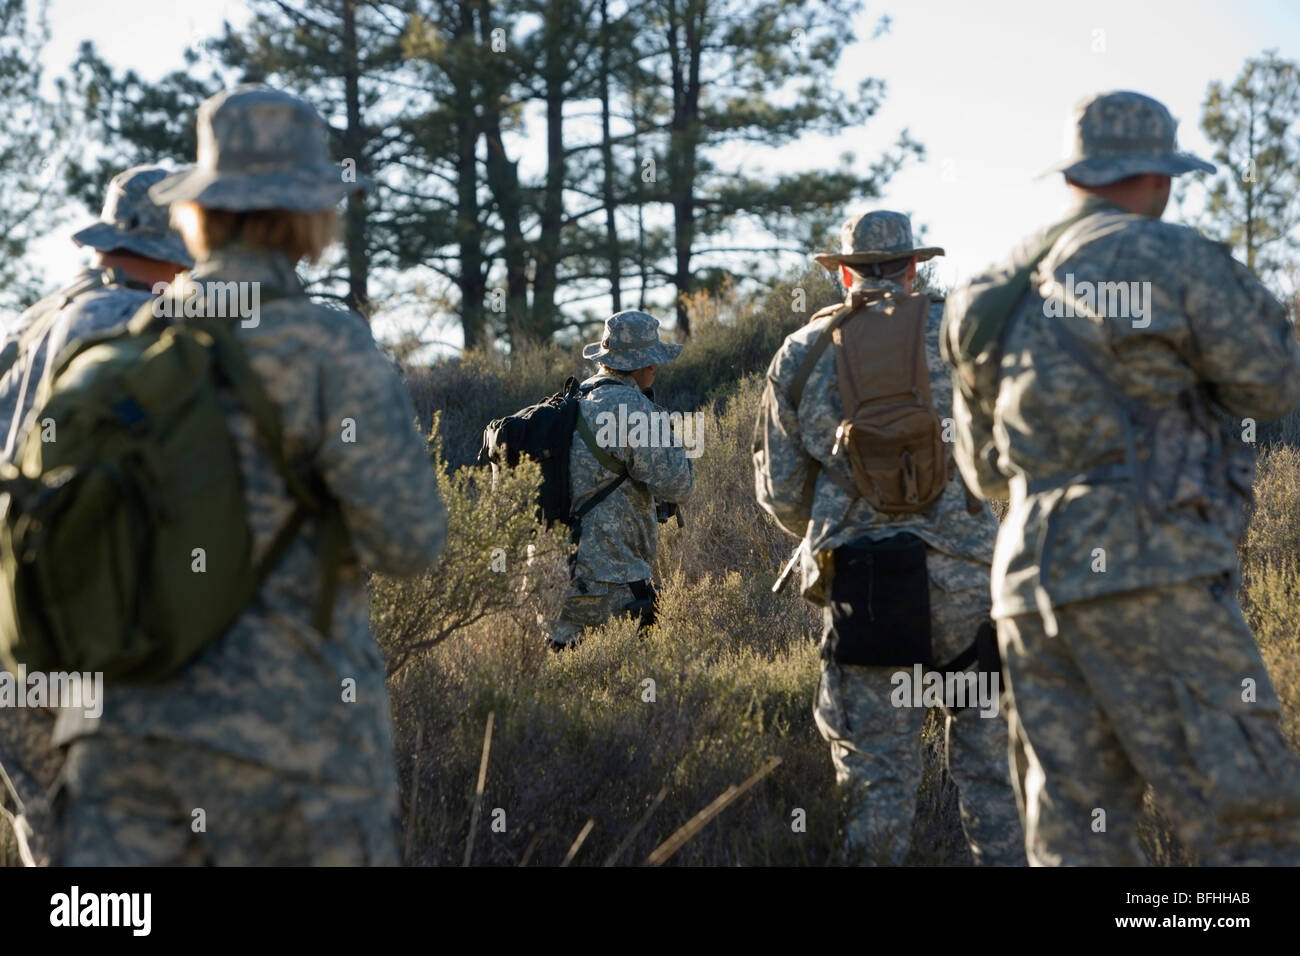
[477,377,628,529]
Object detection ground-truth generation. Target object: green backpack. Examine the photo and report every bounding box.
[0,292,344,684]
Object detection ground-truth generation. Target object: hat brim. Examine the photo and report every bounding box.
[149,165,363,212]
[71,221,195,268]
[813,246,945,271]
[582,340,684,370]
[1038,151,1216,186]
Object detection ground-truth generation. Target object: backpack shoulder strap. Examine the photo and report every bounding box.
[573,404,627,477]
[944,204,1116,369]
[185,290,342,636]
[0,274,105,380]
[789,298,863,408]
[570,380,633,523]
[786,296,871,507]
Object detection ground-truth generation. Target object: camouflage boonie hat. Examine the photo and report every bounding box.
[583,310,683,371]
[813,210,943,271]
[1042,90,1215,186]
[150,85,361,213]
[71,165,194,267]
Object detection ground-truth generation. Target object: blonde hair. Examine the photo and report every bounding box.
[173,201,340,264]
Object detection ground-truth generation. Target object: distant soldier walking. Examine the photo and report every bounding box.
[943,90,1300,865]
[48,86,447,865]
[0,165,191,460]
[0,165,191,864]
[550,310,695,649]
[755,211,1023,865]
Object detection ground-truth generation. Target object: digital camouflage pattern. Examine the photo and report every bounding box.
[1040,90,1216,186]
[50,243,447,865]
[550,581,645,649]
[1,164,192,462]
[947,195,1300,622]
[581,309,683,371]
[947,89,1300,865]
[0,270,151,461]
[812,209,944,270]
[150,85,362,213]
[755,281,996,605]
[71,165,195,267]
[814,551,1023,865]
[755,210,1021,864]
[1000,578,1300,865]
[552,369,693,646]
[54,736,398,865]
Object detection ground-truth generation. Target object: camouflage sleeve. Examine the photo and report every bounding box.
[752,347,812,539]
[315,314,447,576]
[1185,239,1300,421]
[951,378,1009,501]
[623,393,695,502]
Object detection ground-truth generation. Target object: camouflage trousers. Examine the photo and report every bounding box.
[50,735,401,866]
[549,579,649,647]
[1000,576,1300,866]
[813,553,1024,865]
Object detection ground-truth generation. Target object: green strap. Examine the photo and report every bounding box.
[574,403,627,476]
[180,287,346,638]
[0,275,104,380]
[945,204,1115,367]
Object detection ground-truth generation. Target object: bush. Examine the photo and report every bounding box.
[389,570,846,867]
[1240,444,1300,749]
[371,415,569,678]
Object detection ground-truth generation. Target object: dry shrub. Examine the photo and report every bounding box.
[388,570,844,867]
[656,375,797,583]
[371,417,569,678]
[1240,444,1300,749]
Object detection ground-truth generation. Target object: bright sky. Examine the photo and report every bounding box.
[30,0,1300,344]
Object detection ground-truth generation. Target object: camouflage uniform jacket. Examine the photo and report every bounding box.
[53,244,448,785]
[946,196,1300,623]
[569,370,695,584]
[0,268,152,460]
[754,278,998,605]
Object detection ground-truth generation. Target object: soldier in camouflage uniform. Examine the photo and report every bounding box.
[49,86,447,865]
[0,165,192,460]
[944,90,1300,865]
[0,166,191,865]
[754,211,1023,865]
[549,310,695,649]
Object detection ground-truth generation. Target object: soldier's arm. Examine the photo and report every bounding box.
[314,316,447,576]
[620,396,695,502]
[951,382,1009,500]
[752,351,813,538]
[1185,241,1300,420]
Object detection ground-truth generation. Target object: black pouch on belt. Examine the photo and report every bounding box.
[623,579,659,628]
[823,532,932,667]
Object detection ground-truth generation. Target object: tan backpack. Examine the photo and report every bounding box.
[792,291,948,514]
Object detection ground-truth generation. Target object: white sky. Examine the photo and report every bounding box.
[30,0,1300,347]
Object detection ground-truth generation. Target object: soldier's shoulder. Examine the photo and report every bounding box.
[62,285,152,328]
[583,375,648,407]
[1064,210,1206,265]
[768,306,842,383]
[274,295,376,350]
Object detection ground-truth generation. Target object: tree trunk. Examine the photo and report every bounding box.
[599,0,622,313]
[477,1,531,348]
[531,7,566,343]
[340,0,371,317]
